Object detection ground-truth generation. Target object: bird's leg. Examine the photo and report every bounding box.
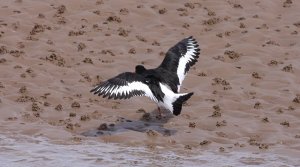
[156,107,162,119]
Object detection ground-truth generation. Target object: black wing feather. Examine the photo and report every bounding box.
[159,36,200,81]
[91,72,150,100]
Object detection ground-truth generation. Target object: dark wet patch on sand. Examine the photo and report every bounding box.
[81,110,176,137]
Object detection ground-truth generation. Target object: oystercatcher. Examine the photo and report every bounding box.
[91,36,200,116]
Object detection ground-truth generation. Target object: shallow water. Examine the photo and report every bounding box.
[0,133,298,167]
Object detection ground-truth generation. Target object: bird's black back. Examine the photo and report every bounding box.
[137,67,179,93]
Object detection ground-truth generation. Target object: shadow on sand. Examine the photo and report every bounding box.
[81,109,177,137]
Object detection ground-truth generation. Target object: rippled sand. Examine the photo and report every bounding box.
[0,0,300,166]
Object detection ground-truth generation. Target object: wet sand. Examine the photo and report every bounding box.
[0,0,300,166]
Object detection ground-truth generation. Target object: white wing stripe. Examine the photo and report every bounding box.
[128,82,158,102]
[103,86,110,92]
[107,85,116,93]
[111,86,120,96]
[176,38,199,92]
[177,57,186,86]
[177,48,197,84]
[94,81,158,102]
[95,87,101,92]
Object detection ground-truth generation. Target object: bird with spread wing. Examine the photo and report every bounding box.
[91,36,200,116]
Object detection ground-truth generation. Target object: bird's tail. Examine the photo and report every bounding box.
[172,92,194,116]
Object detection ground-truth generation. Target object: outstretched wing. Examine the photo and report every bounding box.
[159,36,200,90]
[90,72,157,102]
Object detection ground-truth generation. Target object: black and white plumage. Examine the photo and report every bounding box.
[91,36,200,116]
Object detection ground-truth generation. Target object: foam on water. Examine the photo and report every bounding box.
[0,133,298,167]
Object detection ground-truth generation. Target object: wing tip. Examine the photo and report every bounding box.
[91,85,103,95]
[90,86,98,93]
[186,36,200,48]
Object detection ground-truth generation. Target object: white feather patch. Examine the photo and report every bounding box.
[101,81,158,102]
[176,40,198,90]
[158,83,188,113]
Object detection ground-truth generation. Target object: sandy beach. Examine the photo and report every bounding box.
[1,0,300,166]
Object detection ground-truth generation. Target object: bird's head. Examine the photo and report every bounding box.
[135,65,146,74]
